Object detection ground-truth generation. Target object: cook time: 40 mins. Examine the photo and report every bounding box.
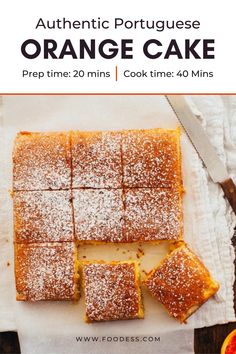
[176,69,214,78]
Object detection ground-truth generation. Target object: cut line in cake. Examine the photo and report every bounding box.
[13,128,182,191]
[12,127,220,324]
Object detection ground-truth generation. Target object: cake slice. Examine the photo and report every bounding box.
[82,261,144,322]
[15,242,79,301]
[71,130,122,188]
[13,131,71,191]
[13,190,74,243]
[144,244,219,323]
[124,187,183,242]
[73,189,125,243]
[122,128,182,188]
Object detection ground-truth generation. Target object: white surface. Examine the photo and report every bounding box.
[0,95,235,354]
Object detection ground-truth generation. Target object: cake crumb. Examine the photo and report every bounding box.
[138,247,144,255]
[136,247,145,259]
[7,262,10,267]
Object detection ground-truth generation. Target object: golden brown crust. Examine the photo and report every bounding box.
[144,245,219,323]
[71,131,123,188]
[15,242,79,301]
[13,132,71,191]
[122,128,182,188]
[13,190,74,243]
[82,261,143,322]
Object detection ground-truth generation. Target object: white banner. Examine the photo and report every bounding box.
[0,0,235,93]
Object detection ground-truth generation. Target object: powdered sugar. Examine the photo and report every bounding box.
[72,131,122,188]
[144,246,219,321]
[13,132,71,191]
[73,189,125,242]
[122,129,181,188]
[82,262,141,322]
[13,128,183,307]
[15,242,76,301]
[124,188,182,241]
[73,187,182,243]
[14,190,74,243]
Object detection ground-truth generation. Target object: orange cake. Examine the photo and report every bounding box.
[71,131,122,188]
[144,245,219,323]
[122,128,182,188]
[82,261,144,322]
[12,127,187,308]
[73,189,125,243]
[13,190,74,243]
[124,188,183,242]
[13,132,71,191]
[15,242,79,301]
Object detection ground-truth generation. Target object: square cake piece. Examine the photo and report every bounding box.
[13,190,74,243]
[122,128,182,188]
[73,189,125,243]
[15,242,79,301]
[82,261,144,322]
[144,245,219,323]
[71,131,122,188]
[13,132,71,190]
[124,188,182,242]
